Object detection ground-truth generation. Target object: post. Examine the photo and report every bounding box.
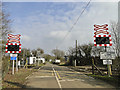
[75,59,76,67]
[75,40,77,67]
[105,46,112,77]
[92,58,95,74]
[12,60,14,75]
[16,57,18,72]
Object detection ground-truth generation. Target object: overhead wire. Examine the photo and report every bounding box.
[57,0,92,48]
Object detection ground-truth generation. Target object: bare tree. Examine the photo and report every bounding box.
[51,49,65,59]
[1,3,13,78]
[110,21,120,74]
[78,43,93,58]
[1,3,12,40]
[37,48,44,54]
[110,21,120,58]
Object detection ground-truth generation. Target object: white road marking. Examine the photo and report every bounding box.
[35,76,54,78]
[52,66,62,90]
[60,79,85,82]
[39,66,43,70]
[25,74,31,79]
[25,66,43,79]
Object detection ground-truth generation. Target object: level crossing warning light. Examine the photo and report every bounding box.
[6,43,21,53]
[94,35,112,46]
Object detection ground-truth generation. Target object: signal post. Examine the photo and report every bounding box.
[5,34,21,75]
[94,24,113,77]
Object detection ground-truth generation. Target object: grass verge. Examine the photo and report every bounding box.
[2,68,38,88]
[87,74,120,88]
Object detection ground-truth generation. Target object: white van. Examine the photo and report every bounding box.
[54,59,60,64]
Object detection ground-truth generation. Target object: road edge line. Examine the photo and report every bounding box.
[52,66,62,89]
[56,71,62,80]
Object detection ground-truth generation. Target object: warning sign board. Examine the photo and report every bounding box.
[100,52,115,60]
[103,60,112,65]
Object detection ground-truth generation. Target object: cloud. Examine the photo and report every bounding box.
[22,35,30,42]
[3,0,119,2]
[10,2,117,54]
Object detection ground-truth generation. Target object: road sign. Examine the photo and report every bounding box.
[94,24,108,31]
[100,52,115,59]
[94,30,109,35]
[10,54,17,60]
[94,35,112,46]
[8,39,20,43]
[10,54,17,57]
[6,43,21,53]
[10,57,17,60]
[8,34,21,40]
[103,60,112,65]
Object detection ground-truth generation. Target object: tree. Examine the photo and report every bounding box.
[110,21,120,57]
[1,3,12,40]
[1,3,13,78]
[91,46,105,57]
[37,48,44,54]
[67,43,94,65]
[44,54,51,61]
[78,43,93,58]
[31,48,44,57]
[18,48,31,60]
[31,49,37,57]
[110,21,120,74]
[51,49,65,59]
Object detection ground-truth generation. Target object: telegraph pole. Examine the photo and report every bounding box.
[75,40,77,67]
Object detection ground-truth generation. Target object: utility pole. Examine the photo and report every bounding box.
[75,40,77,67]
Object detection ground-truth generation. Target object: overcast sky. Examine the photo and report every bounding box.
[3,0,118,54]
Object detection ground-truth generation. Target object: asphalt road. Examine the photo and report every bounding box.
[25,62,115,89]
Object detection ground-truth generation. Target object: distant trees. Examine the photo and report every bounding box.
[31,48,44,57]
[78,43,93,59]
[44,54,51,61]
[51,49,65,59]
[68,43,94,66]
[19,48,31,60]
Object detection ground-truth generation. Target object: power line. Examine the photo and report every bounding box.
[57,0,91,48]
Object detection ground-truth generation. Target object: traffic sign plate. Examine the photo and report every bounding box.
[103,60,112,65]
[10,57,17,60]
[100,52,115,59]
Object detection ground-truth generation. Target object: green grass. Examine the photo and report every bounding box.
[2,68,38,88]
[87,74,120,87]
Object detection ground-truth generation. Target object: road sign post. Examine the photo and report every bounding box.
[12,60,14,75]
[94,24,113,77]
[16,57,18,72]
[92,58,95,74]
[6,34,21,75]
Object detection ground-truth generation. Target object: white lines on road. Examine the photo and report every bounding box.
[52,66,62,90]
[25,66,43,80]
[60,79,85,82]
[35,76,54,78]
[39,66,43,70]
[25,74,31,79]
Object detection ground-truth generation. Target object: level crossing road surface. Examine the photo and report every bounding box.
[25,62,115,89]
